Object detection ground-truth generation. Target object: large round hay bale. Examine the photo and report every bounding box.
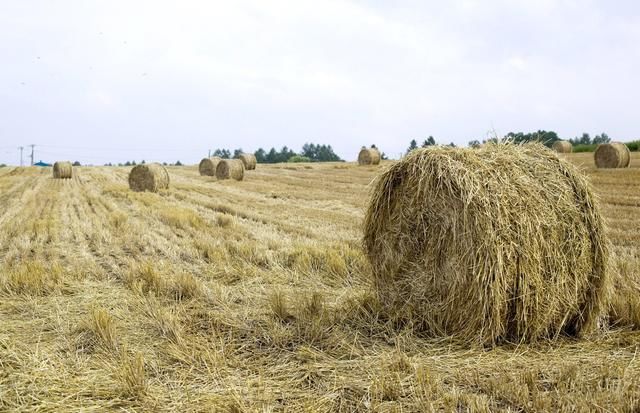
[552,140,572,153]
[216,159,244,181]
[594,142,630,168]
[128,163,170,192]
[358,147,381,165]
[363,143,609,345]
[237,153,257,170]
[52,161,72,179]
[199,157,221,176]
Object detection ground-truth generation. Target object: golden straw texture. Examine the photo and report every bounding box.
[363,143,609,345]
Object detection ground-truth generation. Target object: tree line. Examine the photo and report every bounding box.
[467,131,611,149]
[210,143,343,163]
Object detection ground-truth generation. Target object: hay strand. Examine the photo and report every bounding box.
[358,147,381,166]
[238,153,257,170]
[199,157,222,176]
[552,140,572,153]
[363,142,609,345]
[128,163,170,192]
[52,161,73,179]
[594,143,630,168]
[216,159,245,181]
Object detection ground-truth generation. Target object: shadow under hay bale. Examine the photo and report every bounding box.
[594,143,630,168]
[128,163,170,192]
[363,143,609,345]
[216,159,244,181]
[53,161,73,179]
[358,147,381,166]
[238,153,257,170]
[199,157,221,176]
[552,140,572,153]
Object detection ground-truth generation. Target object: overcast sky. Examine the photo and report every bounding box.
[1,1,639,165]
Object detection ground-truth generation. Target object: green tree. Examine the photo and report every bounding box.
[213,149,231,159]
[422,136,436,147]
[593,133,611,144]
[301,143,341,162]
[407,139,418,154]
[254,148,266,163]
[469,140,481,148]
[265,147,278,163]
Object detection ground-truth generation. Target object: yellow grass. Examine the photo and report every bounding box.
[0,158,639,411]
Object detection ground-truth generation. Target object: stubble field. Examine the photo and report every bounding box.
[1,153,639,412]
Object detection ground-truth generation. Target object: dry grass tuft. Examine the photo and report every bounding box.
[170,272,203,301]
[1,261,63,296]
[109,210,128,230]
[608,253,640,329]
[76,307,118,352]
[269,290,294,323]
[364,143,609,345]
[158,206,205,229]
[216,214,234,228]
[116,350,148,399]
[125,261,167,296]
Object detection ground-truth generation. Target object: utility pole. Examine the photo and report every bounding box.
[208,149,211,158]
[18,146,24,166]
[29,144,35,166]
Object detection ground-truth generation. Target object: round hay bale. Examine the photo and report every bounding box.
[128,163,170,192]
[199,157,222,176]
[237,153,257,170]
[363,143,609,345]
[52,161,72,179]
[552,140,572,153]
[358,147,381,165]
[594,142,630,168]
[216,159,244,181]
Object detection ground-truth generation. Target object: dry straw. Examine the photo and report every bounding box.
[552,140,572,153]
[363,143,609,345]
[199,157,221,176]
[216,159,245,181]
[238,153,257,170]
[594,142,630,168]
[358,147,381,166]
[52,161,73,179]
[128,163,170,192]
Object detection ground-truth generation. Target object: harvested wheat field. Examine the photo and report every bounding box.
[1,156,639,412]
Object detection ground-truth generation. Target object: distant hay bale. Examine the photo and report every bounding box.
[128,163,170,192]
[552,140,572,153]
[199,157,221,176]
[238,153,257,170]
[52,161,72,179]
[216,159,244,181]
[363,143,609,345]
[594,142,630,168]
[358,147,381,165]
